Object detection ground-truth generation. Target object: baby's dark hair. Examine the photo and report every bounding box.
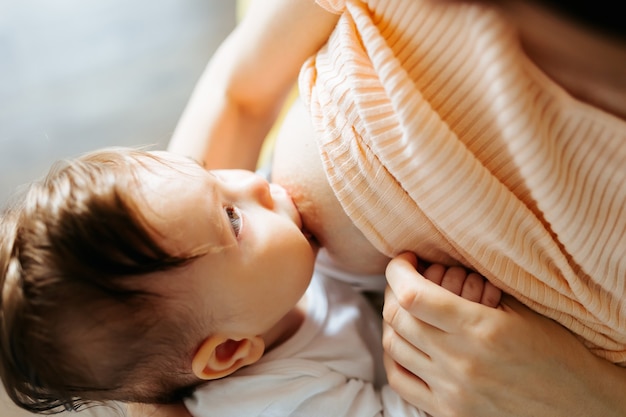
[0,148,207,413]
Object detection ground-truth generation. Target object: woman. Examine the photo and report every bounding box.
[140,0,626,415]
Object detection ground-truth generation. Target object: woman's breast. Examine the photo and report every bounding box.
[271,99,390,275]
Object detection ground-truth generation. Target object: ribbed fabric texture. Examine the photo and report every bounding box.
[301,0,626,364]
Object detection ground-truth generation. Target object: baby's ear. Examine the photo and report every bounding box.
[191,334,265,380]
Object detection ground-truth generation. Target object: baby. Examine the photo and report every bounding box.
[0,147,500,415]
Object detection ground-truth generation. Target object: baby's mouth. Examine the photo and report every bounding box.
[301,225,319,248]
[270,182,320,249]
[269,183,302,224]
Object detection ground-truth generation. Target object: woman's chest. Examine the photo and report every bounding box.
[271,99,390,275]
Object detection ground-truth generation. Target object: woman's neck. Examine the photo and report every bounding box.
[503,0,626,121]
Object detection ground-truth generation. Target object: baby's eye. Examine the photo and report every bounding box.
[225,205,241,237]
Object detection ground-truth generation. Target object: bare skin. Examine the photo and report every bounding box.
[501,0,626,121]
[271,99,392,275]
[131,0,626,415]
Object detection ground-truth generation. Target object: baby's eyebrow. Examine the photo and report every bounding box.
[185,155,206,168]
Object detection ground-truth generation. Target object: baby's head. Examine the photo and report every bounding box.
[0,148,316,413]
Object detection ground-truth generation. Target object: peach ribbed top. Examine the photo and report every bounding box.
[300,0,626,364]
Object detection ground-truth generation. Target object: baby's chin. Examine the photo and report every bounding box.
[301,225,320,253]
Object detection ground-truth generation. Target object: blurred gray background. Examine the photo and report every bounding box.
[0,0,236,416]
[0,0,236,206]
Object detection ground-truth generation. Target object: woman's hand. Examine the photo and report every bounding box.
[382,252,626,417]
[418,261,501,308]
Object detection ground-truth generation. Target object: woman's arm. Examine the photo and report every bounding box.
[383,252,626,417]
[168,0,339,170]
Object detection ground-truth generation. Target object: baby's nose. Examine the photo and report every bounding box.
[241,173,273,207]
[217,170,273,208]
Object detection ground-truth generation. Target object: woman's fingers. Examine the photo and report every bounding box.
[383,285,445,354]
[385,252,483,332]
[382,351,434,413]
[480,280,502,308]
[381,324,431,384]
[421,259,502,306]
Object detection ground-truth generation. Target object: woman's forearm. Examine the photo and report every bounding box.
[167,0,339,170]
[167,76,278,170]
